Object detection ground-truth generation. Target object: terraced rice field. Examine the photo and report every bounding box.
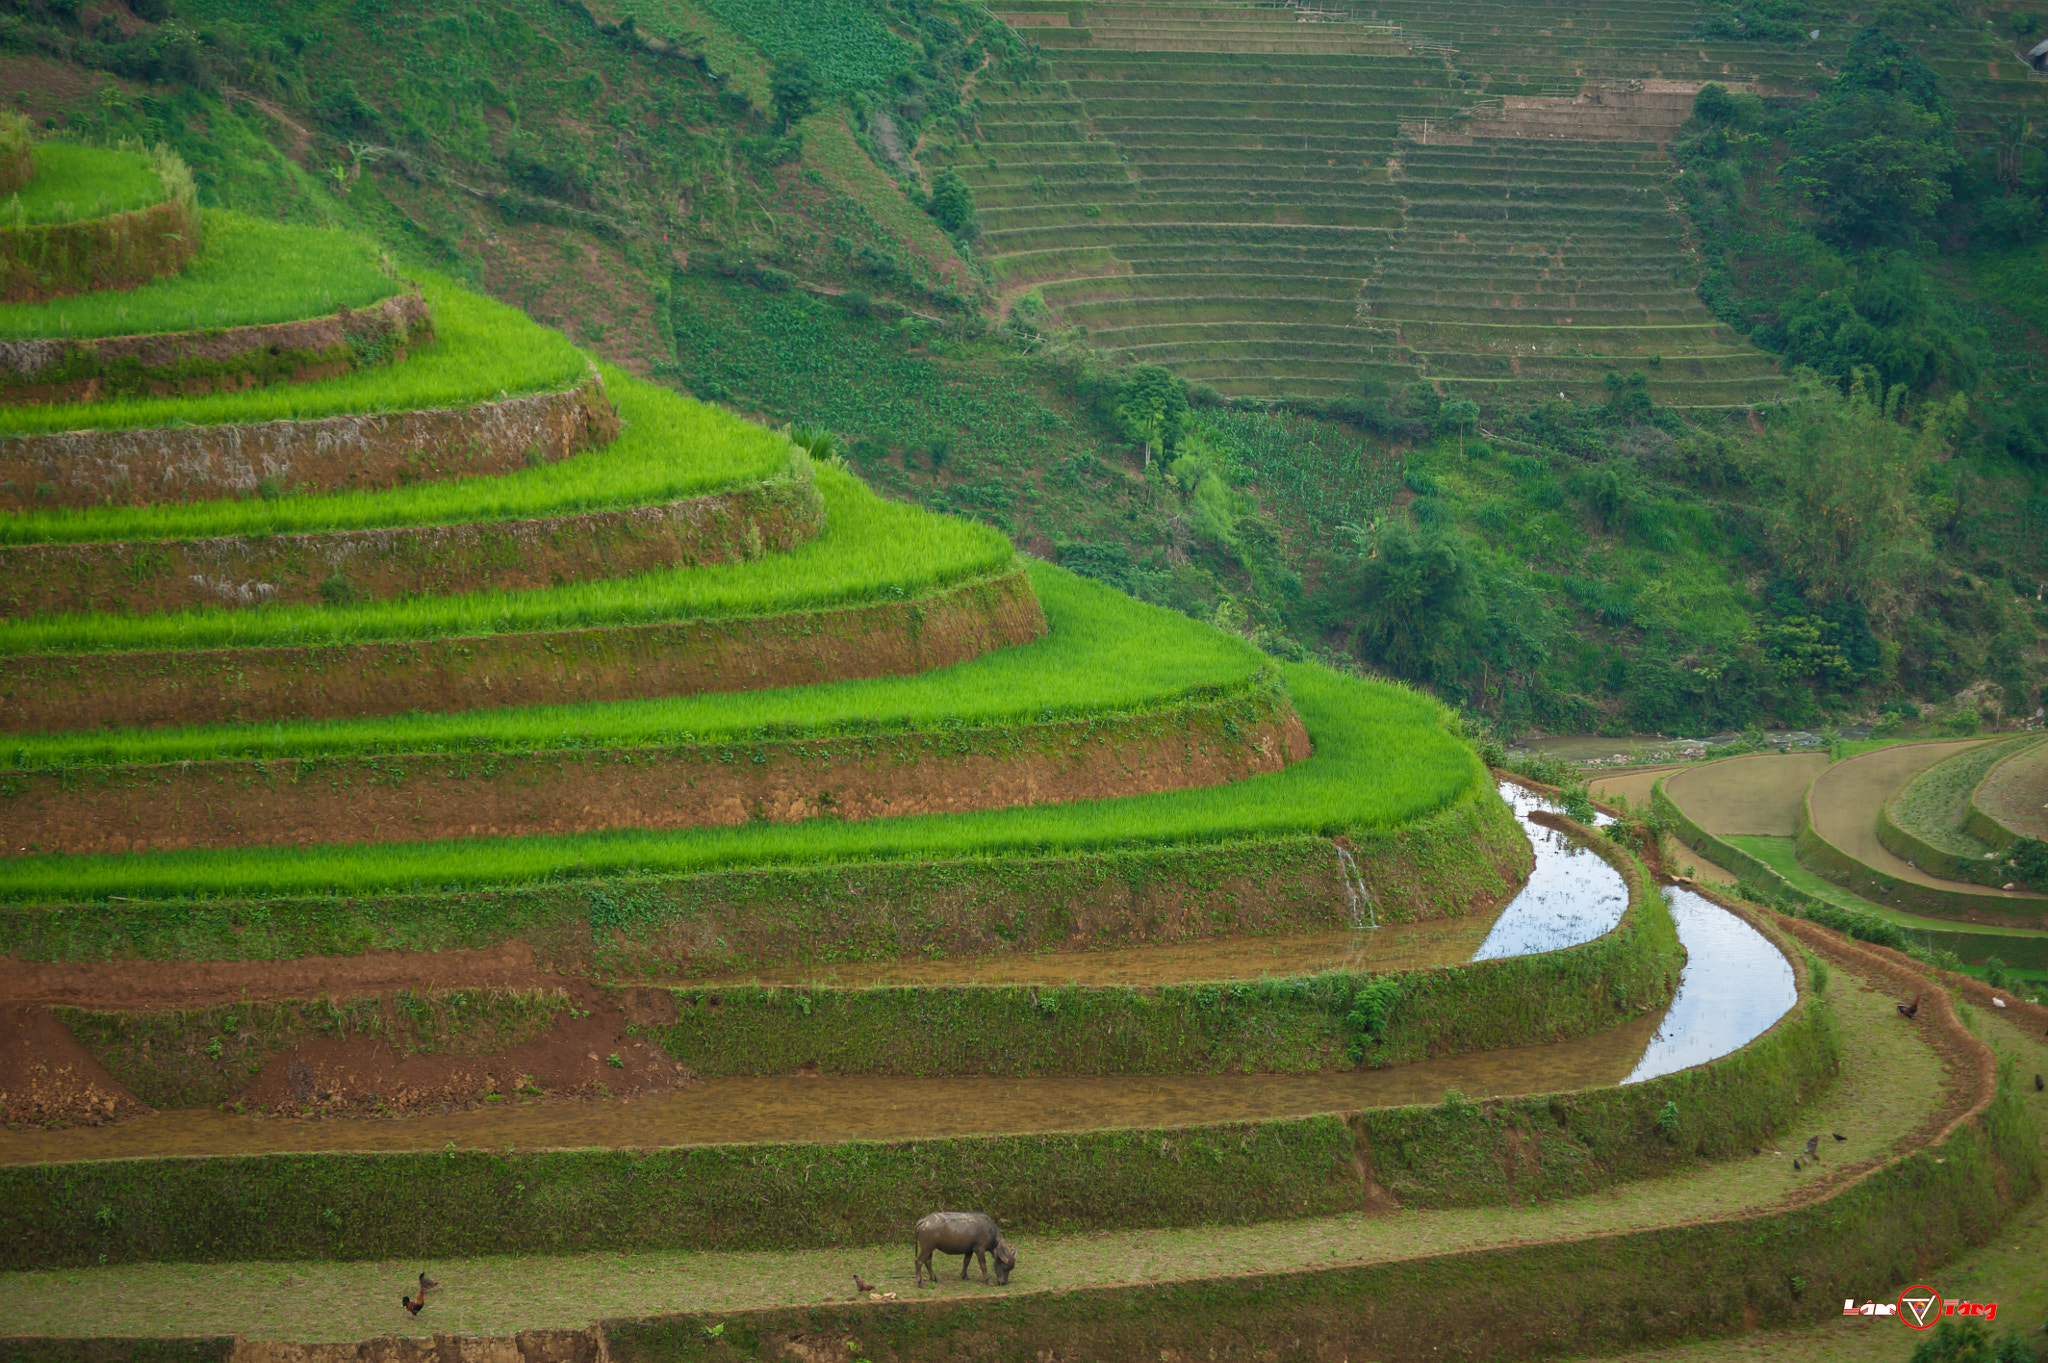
[1970,736,2048,845]
[3,133,2039,1361]
[947,1,1790,405]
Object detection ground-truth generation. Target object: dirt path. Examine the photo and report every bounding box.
[0,943,548,1010]
[1662,753,1835,835]
[0,962,1953,1341]
[0,1006,1669,1165]
[1592,1004,2048,1363]
[1809,742,2044,902]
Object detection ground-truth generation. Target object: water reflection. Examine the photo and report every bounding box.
[1471,782,1627,961]
[1622,888,1796,1084]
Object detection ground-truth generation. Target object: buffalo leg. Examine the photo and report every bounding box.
[915,1247,931,1286]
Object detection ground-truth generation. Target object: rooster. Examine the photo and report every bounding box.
[1896,994,1922,1019]
[401,1272,438,1317]
[1804,1135,1820,1161]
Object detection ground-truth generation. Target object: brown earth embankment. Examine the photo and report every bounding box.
[1,695,1309,856]
[0,293,433,403]
[0,470,823,617]
[0,374,618,512]
[0,570,1047,732]
[0,196,200,304]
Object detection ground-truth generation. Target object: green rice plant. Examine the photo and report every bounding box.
[0,211,401,340]
[3,565,1268,771]
[1,363,794,546]
[0,279,587,437]
[0,463,1012,656]
[0,653,1483,903]
[2,142,166,225]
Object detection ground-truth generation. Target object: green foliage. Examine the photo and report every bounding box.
[0,362,795,546]
[769,55,821,133]
[4,140,165,223]
[0,656,1483,904]
[926,167,975,237]
[4,566,1271,770]
[1803,951,1830,994]
[0,463,1010,657]
[699,0,914,91]
[1114,364,1187,459]
[0,280,587,437]
[1785,90,1958,245]
[1326,521,1479,688]
[1756,368,1954,619]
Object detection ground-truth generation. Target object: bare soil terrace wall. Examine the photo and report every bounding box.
[0,694,1309,856]
[0,293,434,403]
[0,569,1047,732]
[0,374,619,512]
[0,467,824,617]
[0,196,200,304]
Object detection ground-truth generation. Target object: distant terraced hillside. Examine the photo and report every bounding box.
[937,0,2043,407]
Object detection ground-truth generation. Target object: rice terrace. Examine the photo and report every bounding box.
[1,0,2047,1357]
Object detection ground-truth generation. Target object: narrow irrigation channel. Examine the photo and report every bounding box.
[0,786,1797,1165]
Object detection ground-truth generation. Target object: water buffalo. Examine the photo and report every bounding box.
[912,1211,1016,1286]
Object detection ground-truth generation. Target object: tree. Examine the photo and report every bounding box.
[1331,521,1480,685]
[769,55,820,133]
[927,168,976,236]
[1759,367,1955,623]
[1114,365,1186,466]
[1434,398,1480,455]
[1784,26,1958,245]
[1785,92,1957,243]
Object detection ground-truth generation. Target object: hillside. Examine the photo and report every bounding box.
[0,28,2045,1363]
[2,0,2047,738]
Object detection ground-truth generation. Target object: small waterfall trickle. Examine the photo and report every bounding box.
[1336,843,1378,929]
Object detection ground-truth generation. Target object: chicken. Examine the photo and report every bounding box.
[402,1272,436,1317]
[854,1274,878,1295]
[1833,1133,1846,1142]
[1897,994,1922,1019]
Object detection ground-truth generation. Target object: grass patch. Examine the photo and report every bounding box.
[0,642,1482,903]
[5,142,163,225]
[0,210,401,340]
[0,463,1010,656]
[1887,737,2034,860]
[0,279,587,437]
[0,363,794,547]
[2,566,1268,769]
[63,989,570,1109]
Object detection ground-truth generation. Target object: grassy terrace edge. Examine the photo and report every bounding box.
[0,658,1483,906]
[52,813,1665,1092]
[0,568,1261,769]
[0,464,1011,658]
[0,210,401,340]
[0,362,796,547]
[0,280,585,437]
[0,878,1838,1272]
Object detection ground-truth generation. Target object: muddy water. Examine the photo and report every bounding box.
[0,1007,1670,1165]
[1623,888,1796,1084]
